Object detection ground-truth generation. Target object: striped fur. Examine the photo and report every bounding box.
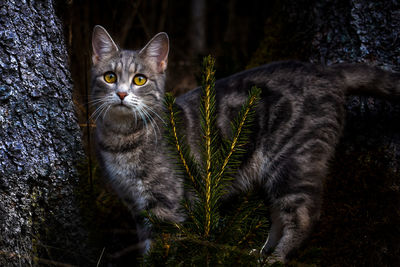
[91,26,400,262]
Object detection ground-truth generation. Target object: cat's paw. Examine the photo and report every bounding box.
[264,253,285,266]
[251,249,285,266]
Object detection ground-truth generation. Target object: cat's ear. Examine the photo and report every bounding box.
[92,25,119,65]
[139,32,169,73]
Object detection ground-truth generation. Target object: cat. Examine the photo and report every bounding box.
[90,25,400,263]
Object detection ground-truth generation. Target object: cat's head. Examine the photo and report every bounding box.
[90,25,169,129]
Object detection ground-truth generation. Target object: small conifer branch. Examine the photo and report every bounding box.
[170,236,253,256]
[146,58,269,265]
[217,196,265,244]
[217,86,261,184]
[237,202,264,227]
[237,220,264,246]
[172,222,194,239]
[201,56,216,237]
[161,233,171,257]
[182,201,201,232]
[166,97,197,186]
[216,195,249,242]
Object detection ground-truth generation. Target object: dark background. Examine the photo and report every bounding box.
[53,0,399,265]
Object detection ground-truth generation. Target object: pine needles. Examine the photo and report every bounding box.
[144,56,269,266]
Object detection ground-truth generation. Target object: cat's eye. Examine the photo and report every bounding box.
[104,72,117,83]
[133,74,147,86]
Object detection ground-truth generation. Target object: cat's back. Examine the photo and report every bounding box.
[177,60,343,111]
[176,61,346,138]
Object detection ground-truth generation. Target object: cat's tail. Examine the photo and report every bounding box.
[330,64,400,98]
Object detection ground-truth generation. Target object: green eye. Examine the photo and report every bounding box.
[104,71,117,83]
[133,74,147,86]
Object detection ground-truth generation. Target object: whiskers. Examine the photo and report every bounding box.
[89,95,164,142]
[89,95,114,124]
[133,100,164,143]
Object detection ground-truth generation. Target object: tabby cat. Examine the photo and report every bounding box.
[91,25,400,263]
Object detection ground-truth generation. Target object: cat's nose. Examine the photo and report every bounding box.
[117,92,128,100]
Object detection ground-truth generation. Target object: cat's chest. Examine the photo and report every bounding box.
[101,150,150,207]
[102,147,143,173]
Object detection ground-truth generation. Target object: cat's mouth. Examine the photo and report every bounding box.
[112,102,131,112]
[117,101,129,108]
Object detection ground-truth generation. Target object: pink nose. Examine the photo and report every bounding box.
[117,92,128,100]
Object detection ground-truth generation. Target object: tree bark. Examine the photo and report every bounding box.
[311,0,400,142]
[0,0,87,265]
[310,0,399,68]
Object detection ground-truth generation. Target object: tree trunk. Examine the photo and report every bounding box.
[0,0,87,265]
[310,1,400,265]
[190,0,206,55]
[311,0,400,145]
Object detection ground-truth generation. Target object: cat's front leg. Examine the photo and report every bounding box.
[134,214,152,254]
[121,199,153,254]
[134,198,185,255]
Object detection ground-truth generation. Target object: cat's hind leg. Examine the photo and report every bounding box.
[263,191,322,263]
[260,208,283,254]
[260,152,327,262]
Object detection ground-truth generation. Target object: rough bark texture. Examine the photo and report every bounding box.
[310,0,400,152]
[0,0,87,265]
[311,0,400,68]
